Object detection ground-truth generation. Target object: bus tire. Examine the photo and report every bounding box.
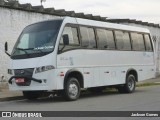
[63,77,80,101]
[117,74,136,93]
[23,91,41,100]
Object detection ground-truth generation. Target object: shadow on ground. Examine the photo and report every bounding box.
[20,89,144,104]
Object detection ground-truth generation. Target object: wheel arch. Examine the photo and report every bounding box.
[64,69,84,88]
[126,69,138,82]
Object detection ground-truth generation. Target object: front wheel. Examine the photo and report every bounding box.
[63,77,80,101]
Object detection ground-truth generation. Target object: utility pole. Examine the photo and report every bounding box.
[40,0,46,6]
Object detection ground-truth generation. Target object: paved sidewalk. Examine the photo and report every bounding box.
[0,82,22,100]
[0,76,160,101]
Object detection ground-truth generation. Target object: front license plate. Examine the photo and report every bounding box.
[15,78,25,83]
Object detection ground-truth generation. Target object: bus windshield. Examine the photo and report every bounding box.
[11,20,62,59]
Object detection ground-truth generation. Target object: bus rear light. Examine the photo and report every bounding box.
[35,65,55,74]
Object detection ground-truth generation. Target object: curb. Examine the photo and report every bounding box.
[0,96,24,102]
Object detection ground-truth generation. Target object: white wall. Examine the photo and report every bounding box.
[0,7,59,80]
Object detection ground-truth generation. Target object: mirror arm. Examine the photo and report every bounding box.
[59,45,66,53]
[5,51,11,57]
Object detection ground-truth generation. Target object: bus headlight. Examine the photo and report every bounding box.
[35,65,55,74]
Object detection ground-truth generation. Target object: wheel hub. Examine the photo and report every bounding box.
[128,77,135,90]
[69,83,78,97]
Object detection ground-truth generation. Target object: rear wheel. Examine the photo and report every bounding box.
[63,77,80,101]
[117,74,136,93]
[23,91,42,100]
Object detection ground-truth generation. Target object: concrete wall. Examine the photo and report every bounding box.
[119,22,160,75]
[0,7,59,80]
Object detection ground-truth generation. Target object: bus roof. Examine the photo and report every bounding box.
[63,17,150,33]
[28,17,150,33]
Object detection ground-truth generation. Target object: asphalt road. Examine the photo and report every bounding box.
[0,85,160,120]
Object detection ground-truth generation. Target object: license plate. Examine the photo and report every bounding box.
[15,78,25,83]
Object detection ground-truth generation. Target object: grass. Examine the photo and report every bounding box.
[90,82,160,93]
[136,82,160,87]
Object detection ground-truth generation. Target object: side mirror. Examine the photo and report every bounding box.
[62,34,69,45]
[4,42,11,57]
[5,42,8,51]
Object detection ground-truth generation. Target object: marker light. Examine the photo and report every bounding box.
[35,65,55,74]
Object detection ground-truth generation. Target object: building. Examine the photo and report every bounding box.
[0,0,159,79]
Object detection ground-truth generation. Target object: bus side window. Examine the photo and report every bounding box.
[144,34,153,51]
[131,32,145,51]
[97,29,108,49]
[97,29,115,50]
[115,31,124,50]
[105,30,115,49]
[59,26,80,52]
[80,27,97,48]
[123,32,131,50]
[138,33,145,51]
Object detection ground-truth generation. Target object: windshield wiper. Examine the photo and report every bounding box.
[26,48,43,53]
[17,48,43,53]
[16,48,30,56]
[13,47,43,57]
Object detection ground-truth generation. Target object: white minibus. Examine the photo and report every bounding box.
[5,17,155,101]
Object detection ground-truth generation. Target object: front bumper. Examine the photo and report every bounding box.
[8,76,42,84]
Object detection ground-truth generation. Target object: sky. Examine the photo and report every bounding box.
[18,0,160,24]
